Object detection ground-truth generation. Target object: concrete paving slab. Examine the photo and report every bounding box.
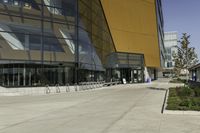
[0,80,199,133]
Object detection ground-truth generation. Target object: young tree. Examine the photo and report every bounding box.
[173,33,199,77]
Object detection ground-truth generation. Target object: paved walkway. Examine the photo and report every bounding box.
[0,81,199,133]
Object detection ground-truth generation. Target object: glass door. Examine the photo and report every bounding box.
[132,69,138,83]
[120,68,131,83]
[137,70,143,83]
[131,69,143,83]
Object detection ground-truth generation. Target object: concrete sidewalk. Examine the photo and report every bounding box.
[0,82,199,133]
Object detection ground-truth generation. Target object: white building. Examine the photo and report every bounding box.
[160,31,178,77]
[189,63,200,82]
[164,31,178,69]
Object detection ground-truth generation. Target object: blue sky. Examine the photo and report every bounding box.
[162,0,200,59]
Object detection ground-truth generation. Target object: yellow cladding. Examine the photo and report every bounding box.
[101,0,161,68]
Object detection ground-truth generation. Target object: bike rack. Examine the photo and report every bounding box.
[82,82,86,90]
[56,84,60,93]
[66,83,70,92]
[45,85,51,94]
[74,83,78,91]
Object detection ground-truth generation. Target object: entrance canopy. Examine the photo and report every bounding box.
[106,52,144,69]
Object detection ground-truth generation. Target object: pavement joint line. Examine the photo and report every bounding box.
[100,91,150,133]
[0,87,126,132]
[3,80,198,133]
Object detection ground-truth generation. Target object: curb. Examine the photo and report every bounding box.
[162,88,200,115]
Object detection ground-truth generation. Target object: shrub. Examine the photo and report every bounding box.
[167,97,181,105]
[177,87,194,97]
[167,96,181,110]
[194,88,200,97]
[179,98,191,107]
[166,87,200,111]
[169,78,184,83]
[166,104,179,110]
[170,78,187,83]
[168,88,177,97]
[177,78,181,81]
[191,98,200,106]
[190,106,200,111]
[178,106,189,110]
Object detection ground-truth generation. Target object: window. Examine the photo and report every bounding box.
[23,2,31,9]
[0,0,40,10]
[0,23,64,52]
[13,0,19,6]
[3,0,8,4]
[43,0,75,16]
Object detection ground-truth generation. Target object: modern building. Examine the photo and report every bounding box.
[162,31,178,77]
[189,63,200,82]
[164,32,178,68]
[102,0,165,82]
[0,0,164,87]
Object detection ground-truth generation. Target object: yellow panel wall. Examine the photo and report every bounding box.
[101,0,161,68]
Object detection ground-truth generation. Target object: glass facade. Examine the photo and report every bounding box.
[0,0,116,86]
[106,52,144,83]
[0,0,160,87]
[164,32,178,69]
[155,0,166,68]
[0,63,74,86]
[78,0,115,80]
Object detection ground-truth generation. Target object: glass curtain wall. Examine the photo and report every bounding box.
[0,0,115,86]
[77,0,115,82]
[106,52,144,83]
[0,63,74,87]
[0,0,77,86]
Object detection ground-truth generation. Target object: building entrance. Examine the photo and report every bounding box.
[120,68,143,83]
[106,52,145,83]
[131,69,143,83]
[121,68,131,83]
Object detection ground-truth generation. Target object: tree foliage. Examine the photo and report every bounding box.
[173,33,198,76]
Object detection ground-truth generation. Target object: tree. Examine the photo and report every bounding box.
[173,33,199,77]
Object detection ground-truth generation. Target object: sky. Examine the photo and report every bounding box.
[162,0,200,59]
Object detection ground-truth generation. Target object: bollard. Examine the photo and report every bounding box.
[91,82,93,89]
[95,82,98,88]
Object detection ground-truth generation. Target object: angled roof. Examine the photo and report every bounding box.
[189,63,200,70]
